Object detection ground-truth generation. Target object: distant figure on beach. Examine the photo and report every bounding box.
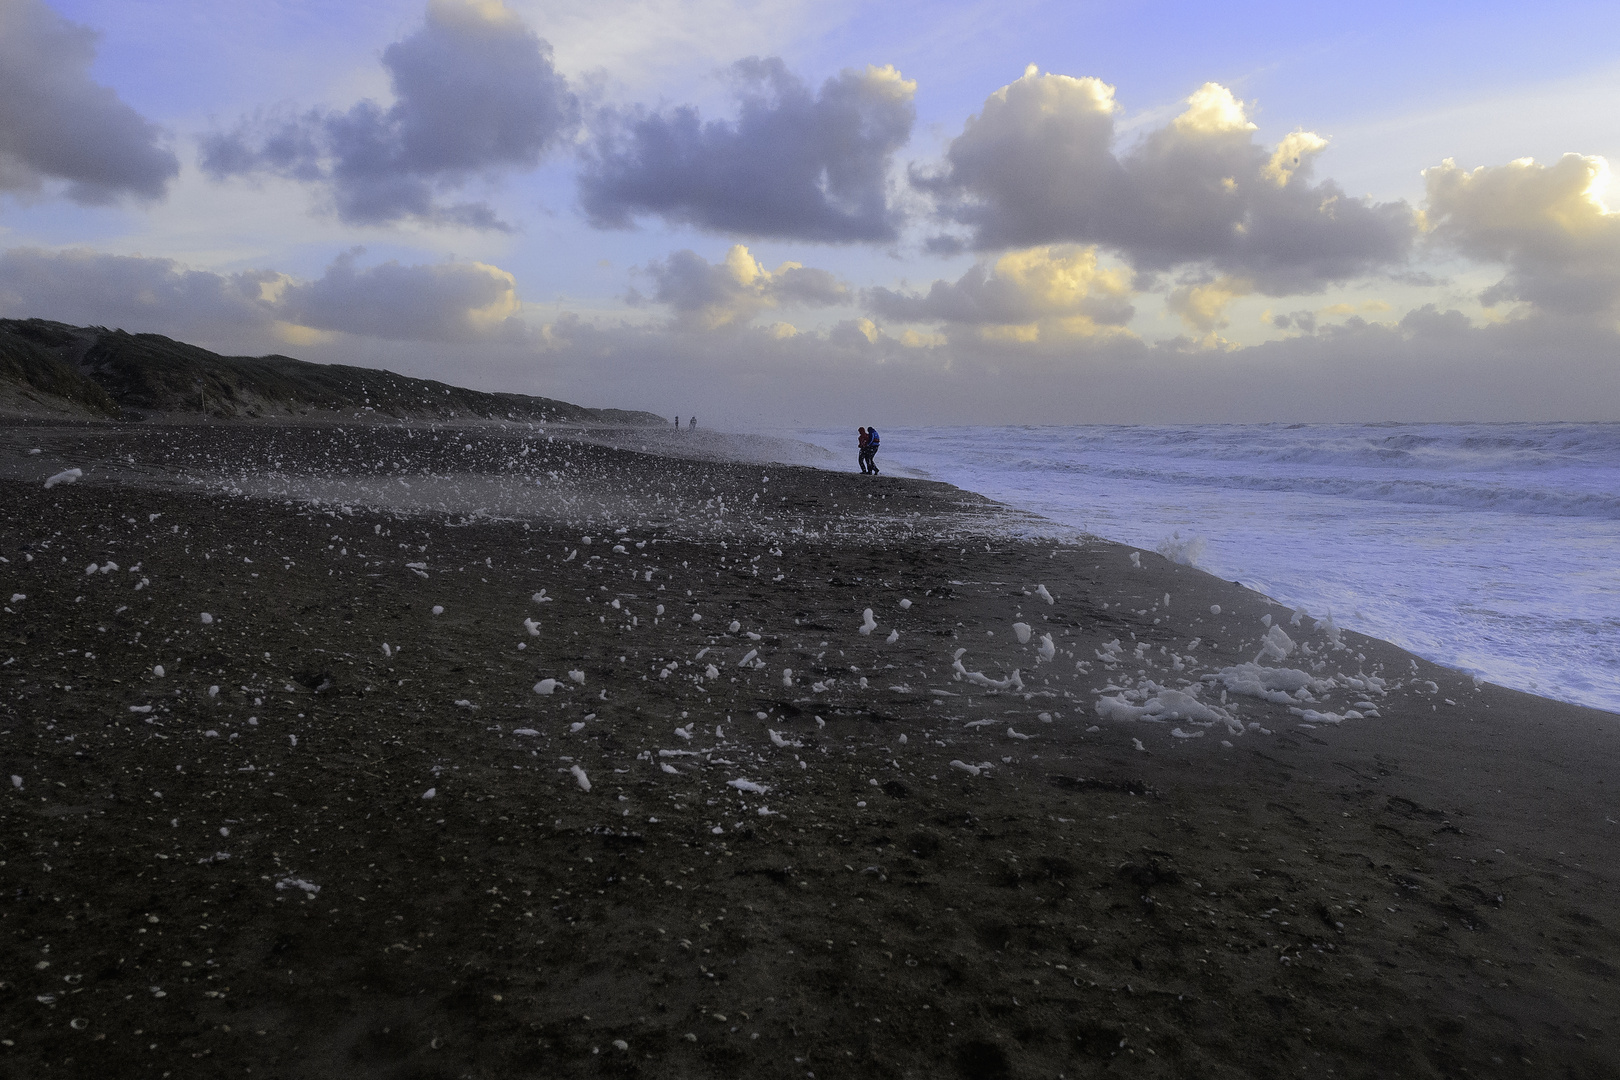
[674,416,680,429]
[857,427,870,473]
[690,417,697,430]
[862,426,880,474]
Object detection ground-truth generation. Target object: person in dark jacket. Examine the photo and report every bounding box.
[857,427,870,473]
[862,426,880,474]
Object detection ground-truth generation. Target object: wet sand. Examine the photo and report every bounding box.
[2,419,1618,1079]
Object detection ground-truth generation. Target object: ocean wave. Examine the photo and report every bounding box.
[904,422,1620,475]
[864,422,1620,519]
[923,457,1615,519]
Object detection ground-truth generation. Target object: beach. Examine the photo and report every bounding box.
[2,419,1618,1080]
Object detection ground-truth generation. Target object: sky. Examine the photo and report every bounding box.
[2,0,1619,427]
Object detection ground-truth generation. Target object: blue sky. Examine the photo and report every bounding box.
[3,0,1619,424]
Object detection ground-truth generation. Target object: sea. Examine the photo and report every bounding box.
[800,423,1620,715]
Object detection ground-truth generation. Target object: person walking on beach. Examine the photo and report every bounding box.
[857,427,870,473]
[863,425,880,474]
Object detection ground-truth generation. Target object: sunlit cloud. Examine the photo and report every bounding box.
[1424,153,1620,318]
[917,69,1417,293]
[1166,275,1252,340]
[867,244,1133,342]
[631,244,850,330]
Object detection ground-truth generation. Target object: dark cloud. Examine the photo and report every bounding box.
[0,247,521,345]
[276,251,522,341]
[201,0,577,228]
[1396,304,1474,338]
[0,248,269,339]
[1425,154,1620,318]
[775,266,848,306]
[579,58,916,243]
[0,0,178,203]
[637,244,849,330]
[918,72,1415,293]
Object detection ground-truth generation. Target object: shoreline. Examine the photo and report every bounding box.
[2,420,1618,1078]
[791,421,1620,719]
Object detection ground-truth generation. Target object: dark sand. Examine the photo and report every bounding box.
[2,420,1618,1080]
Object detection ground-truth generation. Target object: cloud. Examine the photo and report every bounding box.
[201,0,577,228]
[0,246,523,345]
[514,299,1617,428]
[1270,309,1318,332]
[0,0,178,204]
[636,244,849,330]
[0,248,269,340]
[9,244,1612,426]
[867,244,1134,342]
[1424,153,1620,318]
[917,69,1416,292]
[1166,276,1252,337]
[274,251,522,341]
[1270,298,1390,331]
[1263,130,1329,188]
[579,58,915,242]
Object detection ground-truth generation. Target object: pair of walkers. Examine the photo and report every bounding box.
[856,426,881,474]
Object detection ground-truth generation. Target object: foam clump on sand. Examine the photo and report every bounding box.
[1155,531,1206,566]
[952,656,1023,691]
[1255,623,1297,662]
[1208,662,1333,703]
[1094,684,1243,735]
[1314,610,1343,647]
[1290,707,1353,724]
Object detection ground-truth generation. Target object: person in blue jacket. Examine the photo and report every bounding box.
[862,425,880,474]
